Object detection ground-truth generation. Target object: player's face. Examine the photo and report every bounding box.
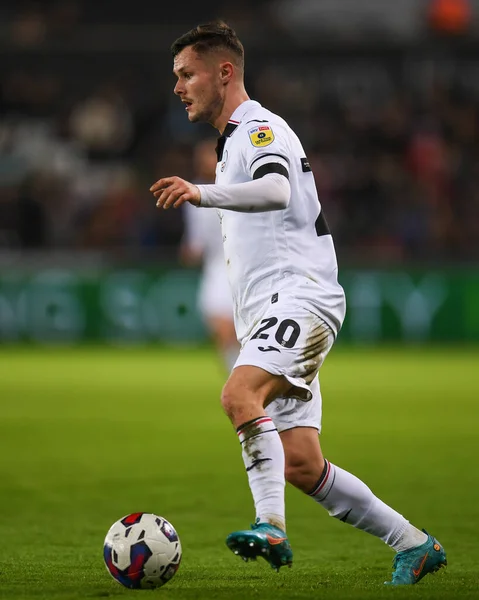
[173,47,224,125]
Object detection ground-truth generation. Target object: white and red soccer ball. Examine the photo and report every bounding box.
[103,512,182,589]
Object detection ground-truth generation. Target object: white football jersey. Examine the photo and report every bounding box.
[215,100,346,342]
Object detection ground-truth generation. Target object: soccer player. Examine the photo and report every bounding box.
[179,137,239,372]
[150,20,447,585]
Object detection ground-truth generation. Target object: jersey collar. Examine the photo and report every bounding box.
[228,100,262,126]
[222,100,262,137]
[216,100,262,161]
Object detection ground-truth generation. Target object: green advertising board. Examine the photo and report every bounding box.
[0,267,477,343]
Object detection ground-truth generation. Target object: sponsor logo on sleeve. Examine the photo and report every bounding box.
[248,125,274,147]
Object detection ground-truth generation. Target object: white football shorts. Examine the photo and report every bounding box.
[233,289,335,433]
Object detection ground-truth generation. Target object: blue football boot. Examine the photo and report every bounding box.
[385,530,447,585]
[226,521,293,572]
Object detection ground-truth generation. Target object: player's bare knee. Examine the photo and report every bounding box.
[220,381,238,418]
[221,379,260,422]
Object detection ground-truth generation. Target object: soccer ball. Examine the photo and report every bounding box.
[103,512,182,589]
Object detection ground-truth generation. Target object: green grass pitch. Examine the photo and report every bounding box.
[0,344,478,599]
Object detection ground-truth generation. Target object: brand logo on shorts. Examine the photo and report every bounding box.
[258,346,280,353]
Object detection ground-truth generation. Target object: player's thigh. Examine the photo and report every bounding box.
[223,364,293,410]
[235,298,334,401]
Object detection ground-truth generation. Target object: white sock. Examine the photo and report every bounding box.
[309,460,421,549]
[392,524,428,552]
[237,416,286,531]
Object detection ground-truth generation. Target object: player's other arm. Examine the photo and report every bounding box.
[197,151,291,212]
[150,169,290,213]
[193,123,293,212]
[197,170,290,213]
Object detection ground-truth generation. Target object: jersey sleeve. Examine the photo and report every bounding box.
[241,120,291,181]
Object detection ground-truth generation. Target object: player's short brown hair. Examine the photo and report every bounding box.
[171,20,244,71]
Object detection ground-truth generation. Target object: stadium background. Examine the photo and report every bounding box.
[1,0,479,345]
[1,2,478,599]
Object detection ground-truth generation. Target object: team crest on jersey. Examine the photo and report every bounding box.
[248,125,274,147]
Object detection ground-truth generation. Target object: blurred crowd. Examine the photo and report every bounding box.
[1,0,479,264]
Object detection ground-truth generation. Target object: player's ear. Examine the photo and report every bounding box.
[219,62,234,84]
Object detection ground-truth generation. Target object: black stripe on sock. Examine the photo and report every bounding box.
[307,460,329,496]
[240,428,277,444]
[320,471,336,501]
[236,416,270,433]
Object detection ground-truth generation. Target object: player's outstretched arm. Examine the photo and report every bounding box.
[151,173,290,213]
[197,173,290,213]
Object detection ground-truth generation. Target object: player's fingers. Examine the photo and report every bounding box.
[156,187,174,209]
[150,177,175,193]
[150,180,164,193]
[173,193,191,208]
[157,186,180,209]
[163,187,186,209]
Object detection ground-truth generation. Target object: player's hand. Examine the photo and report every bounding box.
[150,176,201,209]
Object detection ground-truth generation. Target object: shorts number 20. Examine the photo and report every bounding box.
[251,317,300,348]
